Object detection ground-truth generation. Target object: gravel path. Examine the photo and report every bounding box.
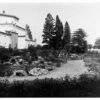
[0,60,87,82]
[42,60,87,78]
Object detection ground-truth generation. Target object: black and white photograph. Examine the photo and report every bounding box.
[0,0,100,97]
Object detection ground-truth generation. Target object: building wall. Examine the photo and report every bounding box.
[0,24,15,32]
[11,33,18,49]
[0,15,26,36]
[0,24,26,35]
[18,37,26,49]
[0,15,34,49]
[0,16,18,24]
[25,40,30,48]
[15,26,26,36]
[0,24,27,49]
[0,33,11,48]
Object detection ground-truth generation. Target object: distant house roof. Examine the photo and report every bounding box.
[0,23,25,31]
[15,25,25,30]
[0,31,11,36]
[6,31,18,35]
[0,11,19,20]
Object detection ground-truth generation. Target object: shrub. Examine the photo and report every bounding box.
[0,74,100,97]
[0,64,13,77]
[0,48,11,63]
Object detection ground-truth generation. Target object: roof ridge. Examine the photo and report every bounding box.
[0,13,19,20]
[15,25,25,30]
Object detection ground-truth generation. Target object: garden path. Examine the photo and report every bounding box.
[0,60,87,82]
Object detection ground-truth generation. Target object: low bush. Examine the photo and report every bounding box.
[0,74,100,97]
[0,64,13,77]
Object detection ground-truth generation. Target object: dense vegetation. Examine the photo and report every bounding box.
[0,13,96,97]
[42,13,88,53]
[0,74,99,97]
[0,46,61,77]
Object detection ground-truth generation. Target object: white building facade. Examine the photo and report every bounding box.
[0,11,36,49]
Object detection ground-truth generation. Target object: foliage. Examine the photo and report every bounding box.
[71,28,87,53]
[94,38,100,49]
[42,13,55,49]
[54,15,63,50]
[36,49,58,61]
[87,44,93,50]
[28,45,42,60]
[42,14,88,53]
[0,64,13,77]
[0,74,100,97]
[26,24,33,40]
[62,21,71,53]
[42,14,64,50]
[0,48,11,63]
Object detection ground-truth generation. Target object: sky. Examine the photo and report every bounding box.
[0,2,100,45]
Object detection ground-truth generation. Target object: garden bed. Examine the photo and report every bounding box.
[84,53,100,78]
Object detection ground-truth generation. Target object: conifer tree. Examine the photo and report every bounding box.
[26,24,33,40]
[42,13,55,49]
[62,21,71,53]
[71,28,87,53]
[55,15,63,50]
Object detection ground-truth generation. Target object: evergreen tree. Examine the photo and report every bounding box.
[71,28,87,53]
[55,15,63,50]
[62,21,71,53]
[26,24,33,40]
[42,13,55,49]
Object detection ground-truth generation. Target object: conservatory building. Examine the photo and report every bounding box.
[0,11,36,49]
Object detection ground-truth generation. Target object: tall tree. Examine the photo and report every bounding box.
[42,13,55,49]
[71,28,87,53]
[55,15,63,50]
[26,24,33,40]
[62,21,71,53]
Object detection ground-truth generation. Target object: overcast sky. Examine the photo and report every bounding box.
[0,3,100,45]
